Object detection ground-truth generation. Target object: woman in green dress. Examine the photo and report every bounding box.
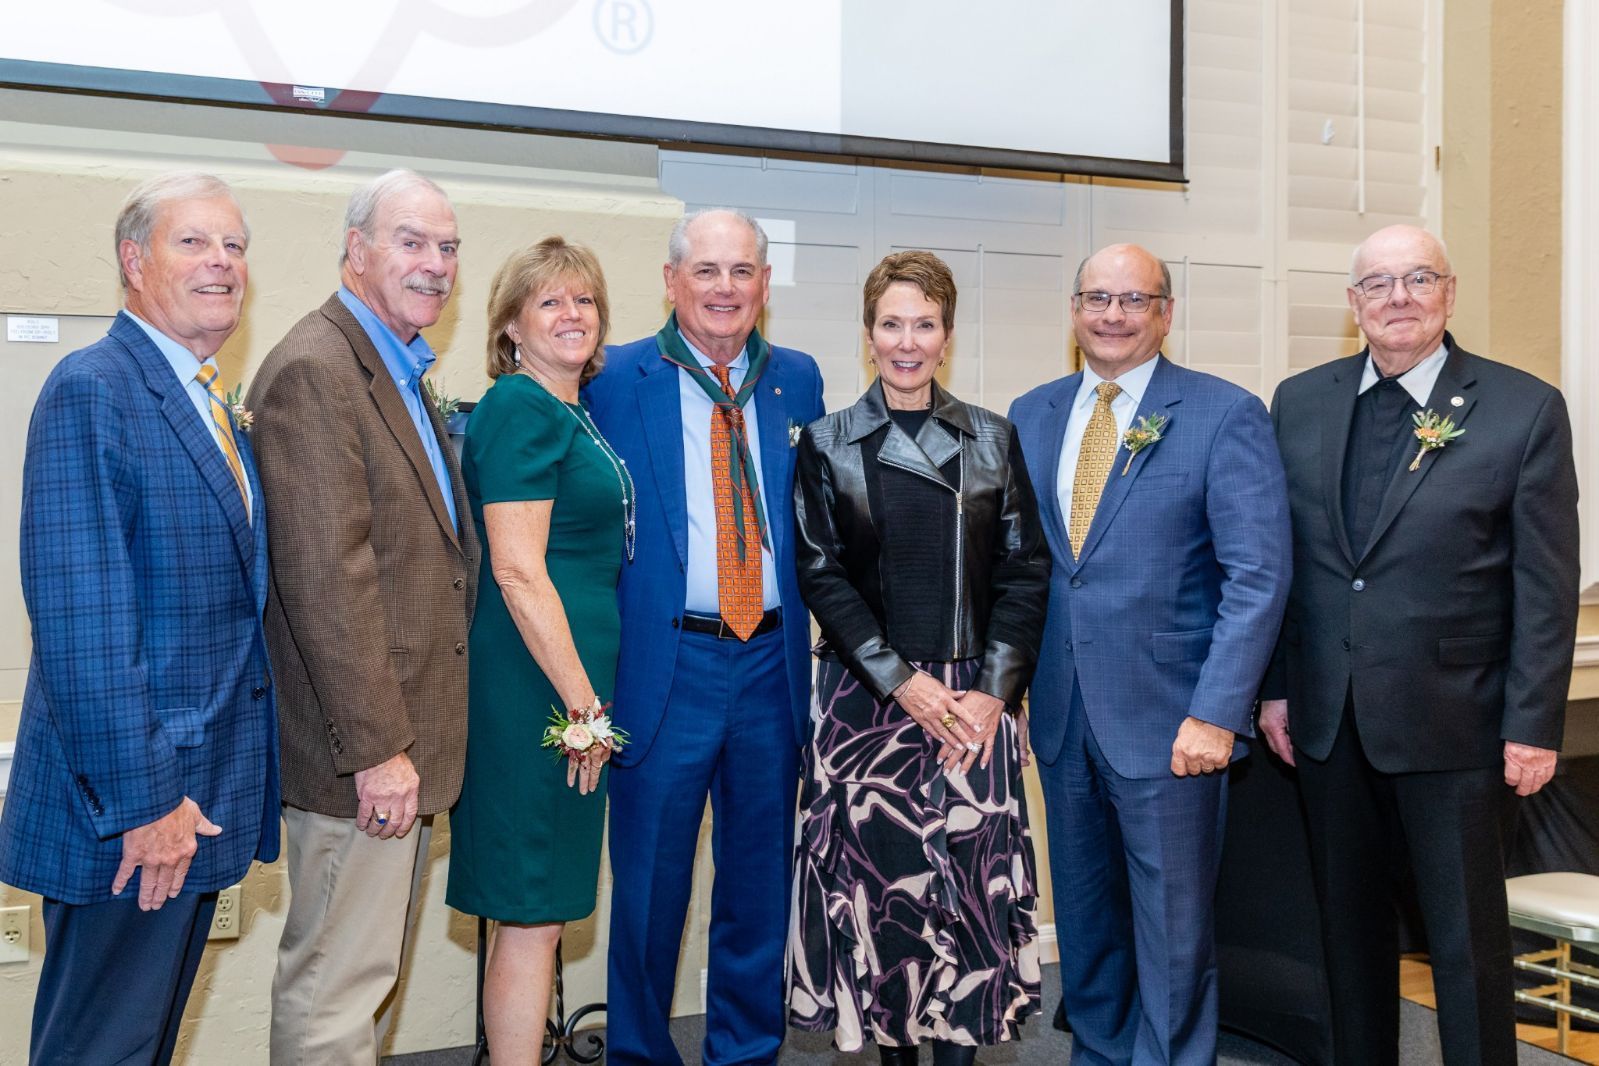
[446,237,632,1065]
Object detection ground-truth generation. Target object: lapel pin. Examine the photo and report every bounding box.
[1450,395,1464,407]
[773,386,782,395]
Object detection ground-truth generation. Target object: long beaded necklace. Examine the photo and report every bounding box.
[517,365,636,562]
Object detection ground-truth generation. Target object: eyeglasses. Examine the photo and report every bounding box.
[1075,291,1168,314]
[1351,270,1451,299]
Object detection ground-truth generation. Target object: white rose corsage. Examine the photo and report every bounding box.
[542,699,627,760]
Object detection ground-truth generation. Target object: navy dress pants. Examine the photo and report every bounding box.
[32,890,217,1065]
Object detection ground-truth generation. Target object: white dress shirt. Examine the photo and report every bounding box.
[1056,355,1163,526]
[1357,343,1448,404]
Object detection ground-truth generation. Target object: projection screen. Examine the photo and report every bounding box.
[0,1,1185,181]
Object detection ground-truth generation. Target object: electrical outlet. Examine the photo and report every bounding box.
[208,884,241,941]
[0,905,29,964]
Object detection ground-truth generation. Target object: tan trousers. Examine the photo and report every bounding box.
[270,806,431,1066]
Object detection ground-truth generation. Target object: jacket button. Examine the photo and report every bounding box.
[1064,640,1073,651]
[1070,577,1083,589]
[1351,578,1366,591]
[252,686,267,700]
[453,577,465,591]
[671,617,680,628]
[455,641,467,655]
[1341,638,1351,651]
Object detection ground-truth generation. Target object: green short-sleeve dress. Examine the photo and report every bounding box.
[446,371,626,923]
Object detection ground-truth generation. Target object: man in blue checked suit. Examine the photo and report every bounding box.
[0,172,278,1066]
[1009,244,1290,1065]
[586,209,824,1066]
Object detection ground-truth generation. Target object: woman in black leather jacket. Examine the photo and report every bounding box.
[785,251,1051,1066]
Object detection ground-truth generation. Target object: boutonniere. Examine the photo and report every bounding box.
[1408,409,1465,471]
[788,419,803,448]
[424,377,461,422]
[225,385,254,433]
[1120,414,1168,475]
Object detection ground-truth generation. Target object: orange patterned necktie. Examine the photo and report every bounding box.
[710,364,764,640]
[194,363,250,517]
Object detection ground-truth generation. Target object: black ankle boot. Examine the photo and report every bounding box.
[878,1044,920,1065]
[931,1040,976,1066]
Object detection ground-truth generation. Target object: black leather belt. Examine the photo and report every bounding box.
[680,607,783,639]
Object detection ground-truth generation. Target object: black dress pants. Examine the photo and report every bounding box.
[1297,705,1520,1066]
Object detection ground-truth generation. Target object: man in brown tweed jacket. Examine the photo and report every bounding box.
[248,169,478,1064]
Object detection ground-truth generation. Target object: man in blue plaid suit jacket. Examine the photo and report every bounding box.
[0,173,279,1065]
[1009,244,1291,1066]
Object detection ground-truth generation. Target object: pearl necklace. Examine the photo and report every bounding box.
[518,369,636,562]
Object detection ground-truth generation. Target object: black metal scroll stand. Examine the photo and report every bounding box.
[471,916,608,1064]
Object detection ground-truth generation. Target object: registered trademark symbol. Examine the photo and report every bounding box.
[593,0,653,55]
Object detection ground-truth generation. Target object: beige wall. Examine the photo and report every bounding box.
[1443,0,1565,384]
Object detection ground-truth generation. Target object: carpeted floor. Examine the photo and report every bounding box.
[384,962,1571,1064]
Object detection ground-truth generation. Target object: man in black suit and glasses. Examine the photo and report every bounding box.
[1258,224,1579,1066]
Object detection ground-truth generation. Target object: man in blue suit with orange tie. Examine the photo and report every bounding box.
[1009,244,1290,1065]
[0,172,279,1065]
[586,208,824,1065]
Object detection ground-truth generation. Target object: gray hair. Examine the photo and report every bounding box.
[115,171,247,289]
[1348,227,1452,284]
[1072,249,1173,298]
[667,208,768,268]
[340,169,451,267]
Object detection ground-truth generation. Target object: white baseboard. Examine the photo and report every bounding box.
[1576,634,1599,669]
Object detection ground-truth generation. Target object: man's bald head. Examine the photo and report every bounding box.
[1350,225,1451,285]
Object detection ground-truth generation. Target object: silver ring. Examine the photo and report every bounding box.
[965,742,981,752]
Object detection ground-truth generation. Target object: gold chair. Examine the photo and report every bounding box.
[1507,872,1599,1055]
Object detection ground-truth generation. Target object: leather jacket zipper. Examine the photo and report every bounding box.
[953,448,964,658]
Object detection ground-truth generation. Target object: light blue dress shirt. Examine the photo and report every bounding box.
[338,287,458,530]
[677,334,781,614]
[126,311,253,514]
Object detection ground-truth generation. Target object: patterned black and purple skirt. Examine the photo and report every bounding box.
[786,657,1041,1051]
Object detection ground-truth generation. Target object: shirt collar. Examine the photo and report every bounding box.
[1076,353,1161,410]
[1358,343,1447,406]
[678,330,749,375]
[125,310,219,388]
[339,286,437,391]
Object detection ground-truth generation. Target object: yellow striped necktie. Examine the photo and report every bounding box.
[195,363,250,515]
[1068,381,1122,557]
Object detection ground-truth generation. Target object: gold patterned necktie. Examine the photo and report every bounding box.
[710,364,764,640]
[194,363,250,516]
[1068,381,1122,557]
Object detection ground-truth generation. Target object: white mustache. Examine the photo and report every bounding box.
[404,273,452,298]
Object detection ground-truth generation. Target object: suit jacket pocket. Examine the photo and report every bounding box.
[1153,628,1213,663]
[1437,632,1510,665]
[1127,472,1189,493]
[157,706,208,748]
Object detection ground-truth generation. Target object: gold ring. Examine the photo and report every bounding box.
[940,714,958,729]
